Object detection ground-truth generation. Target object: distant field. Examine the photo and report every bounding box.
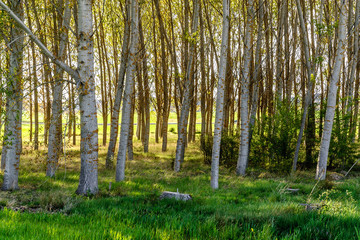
[17,111,213,147]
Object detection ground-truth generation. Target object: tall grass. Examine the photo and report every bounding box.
[0,133,359,239]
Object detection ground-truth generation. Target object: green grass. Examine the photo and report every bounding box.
[0,133,360,239]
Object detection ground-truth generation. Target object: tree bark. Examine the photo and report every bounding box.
[236,0,255,176]
[1,0,24,191]
[210,0,229,189]
[316,0,347,180]
[106,0,131,168]
[116,0,139,181]
[75,0,99,195]
[46,1,71,178]
[174,0,200,172]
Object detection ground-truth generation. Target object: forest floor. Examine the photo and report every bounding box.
[0,132,359,239]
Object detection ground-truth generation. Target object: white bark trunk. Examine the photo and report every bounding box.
[116,0,139,182]
[236,0,255,176]
[174,0,200,172]
[2,0,24,191]
[47,2,71,177]
[316,0,347,180]
[210,0,229,189]
[75,0,99,195]
[0,0,99,194]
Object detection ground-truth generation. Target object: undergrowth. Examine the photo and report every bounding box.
[0,134,358,239]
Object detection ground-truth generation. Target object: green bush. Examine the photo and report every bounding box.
[328,109,360,169]
[200,131,239,169]
[250,101,300,173]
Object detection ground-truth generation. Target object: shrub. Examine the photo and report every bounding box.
[250,100,300,173]
[200,131,239,169]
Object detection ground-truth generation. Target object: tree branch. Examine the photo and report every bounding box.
[0,0,80,82]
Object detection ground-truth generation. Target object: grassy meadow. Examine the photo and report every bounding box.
[0,114,359,239]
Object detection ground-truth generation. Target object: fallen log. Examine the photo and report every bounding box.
[159,191,192,201]
[285,188,300,193]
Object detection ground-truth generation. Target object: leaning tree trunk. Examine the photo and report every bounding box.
[210,0,229,189]
[2,0,24,191]
[106,0,131,169]
[116,0,139,182]
[174,0,200,172]
[236,0,255,176]
[316,0,347,180]
[292,0,322,172]
[46,2,71,177]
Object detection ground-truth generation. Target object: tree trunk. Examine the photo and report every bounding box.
[292,0,321,172]
[174,0,200,172]
[248,0,264,155]
[106,0,130,168]
[116,0,139,181]
[210,0,229,189]
[236,0,255,176]
[2,0,24,190]
[316,0,347,180]
[47,1,71,177]
[75,0,99,195]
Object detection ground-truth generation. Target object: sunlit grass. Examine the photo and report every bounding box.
[0,126,359,239]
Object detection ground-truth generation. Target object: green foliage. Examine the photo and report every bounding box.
[318,189,357,217]
[328,109,360,169]
[200,131,239,169]
[250,101,300,173]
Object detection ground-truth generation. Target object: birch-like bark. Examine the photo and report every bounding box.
[47,2,71,177]
[316,0,347,180]
[174,0,200,172]
[0,2,93,185]
[116,0,139,181]
[210,0,229,189]
[75,0,99,195]
[106,0,131,168]
[236,0,255,176]
[2,0,24,191]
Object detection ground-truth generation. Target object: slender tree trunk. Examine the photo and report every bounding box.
[248,0,264,153]
[106,0,130,168]
[139,9,150,153]
[236,0,255,176]
[347,0,360,137]
[316,0,347,180]
[47,1,71,177]
[210,0,229,189]
[116,0,139,181]
[292,0,321,172]
[174,0,200,172]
